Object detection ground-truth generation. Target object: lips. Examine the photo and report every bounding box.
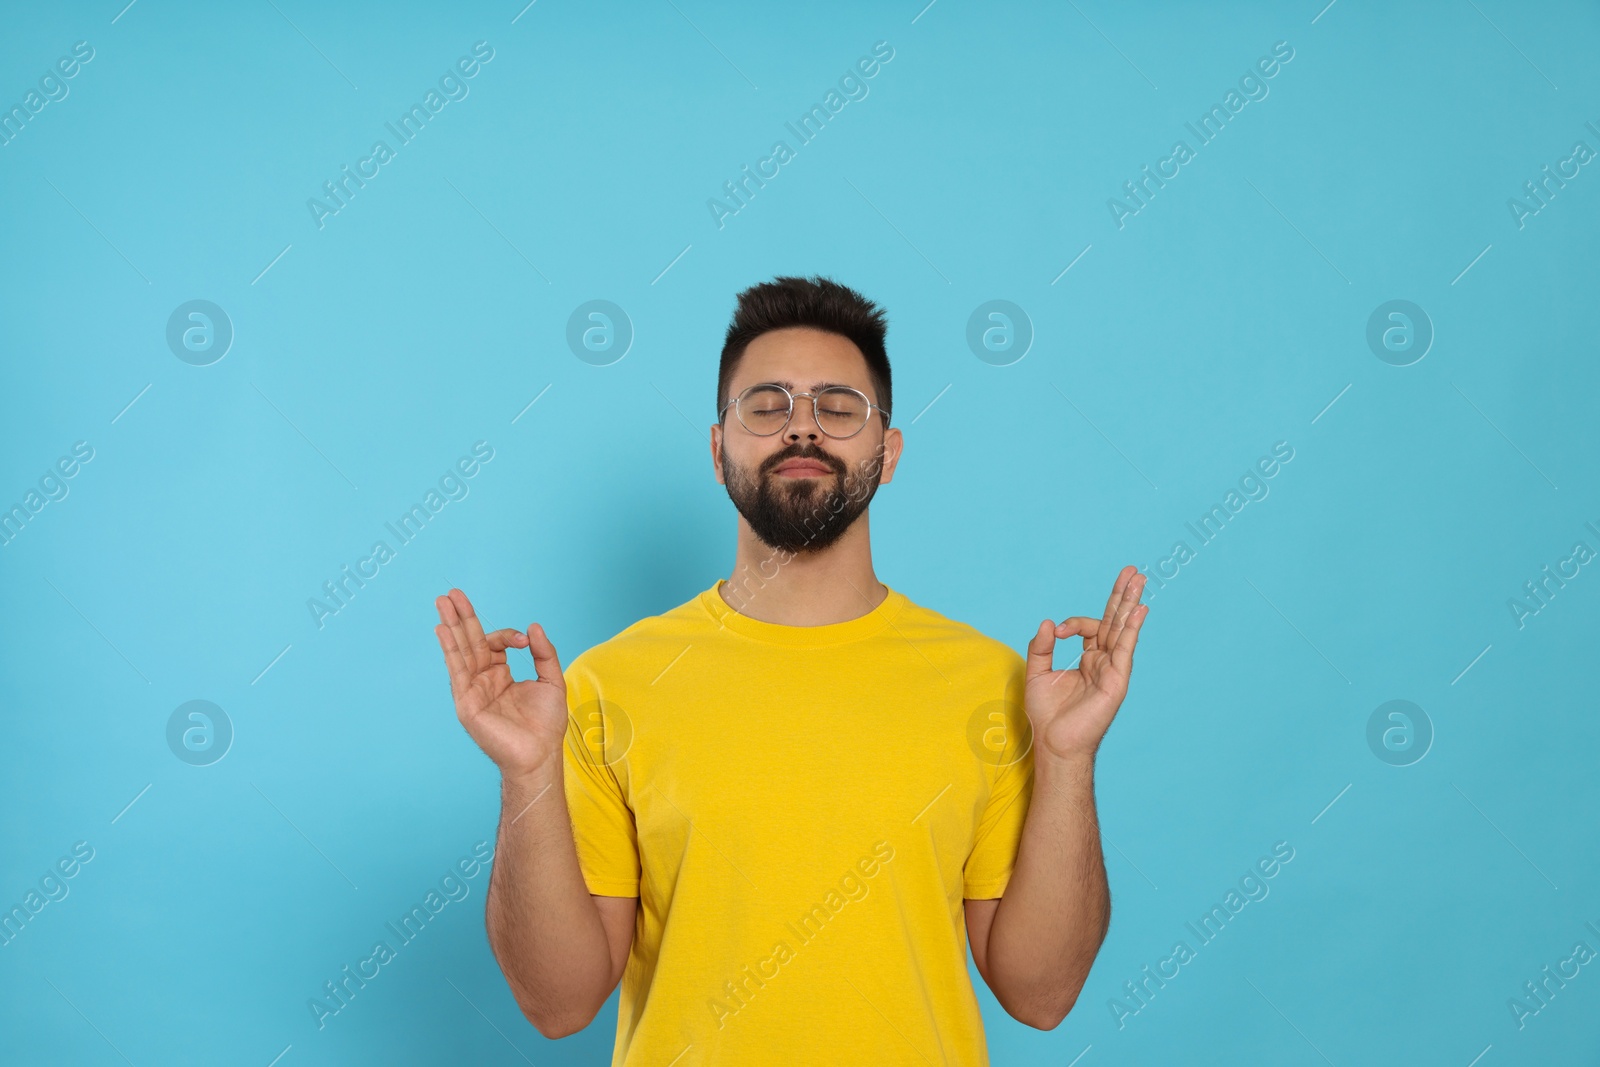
[772,459,833,477]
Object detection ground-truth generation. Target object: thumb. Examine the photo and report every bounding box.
[526,623,565,687]
[1025,620,1056,680]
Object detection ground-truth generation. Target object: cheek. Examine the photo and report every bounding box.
[723,441,777,481]
[839,445,882,480]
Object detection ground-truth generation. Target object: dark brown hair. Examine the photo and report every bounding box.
[717,275,891,426]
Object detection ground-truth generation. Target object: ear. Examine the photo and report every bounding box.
[710,421,725,485]
[876,426,904,485]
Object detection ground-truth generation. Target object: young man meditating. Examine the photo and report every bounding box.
[434,275,1148,1064]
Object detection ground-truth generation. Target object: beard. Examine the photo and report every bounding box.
[721,440,881,554]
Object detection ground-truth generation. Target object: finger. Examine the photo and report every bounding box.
[1025,620,1056,680]
[1103,568,1146,652]
[1119,568,1146,615]
[1054,617,1100,643]
[1098,565,1134,627]
[1053,617,1099,668]
[484,627,529,667]
[448,588,492,674]
[526,622,566,688]
[435,620,470,700]
[436,591,476,679]
[1110,602,1148,676]
[1094,567,1133,651]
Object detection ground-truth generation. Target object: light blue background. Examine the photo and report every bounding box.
[3,1,1598,1064]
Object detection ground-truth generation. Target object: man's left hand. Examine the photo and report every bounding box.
[1024,565,1149,764]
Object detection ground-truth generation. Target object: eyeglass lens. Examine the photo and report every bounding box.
[735,385,871,438]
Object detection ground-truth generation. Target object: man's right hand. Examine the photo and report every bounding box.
[435,588,569,782]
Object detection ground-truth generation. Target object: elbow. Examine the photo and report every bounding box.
[533,1015,588,1041]
[528,1012,570,1040]
[994,912,1107,1030]
[1001,977,1087,1031]
[1011,1004,1067,1031]
[1012,994,1077,1031]
[495,957,605,1040]
[486,927,608,1040]
[523,973,612,1038]
[508,993,564,1039]
[518,998,600,1041]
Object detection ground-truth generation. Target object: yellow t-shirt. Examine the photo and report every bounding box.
[561,579,1035,1066]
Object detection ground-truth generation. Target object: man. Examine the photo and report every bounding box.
[433,275,1148,1064]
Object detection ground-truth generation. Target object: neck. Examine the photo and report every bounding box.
[720,513,886,625]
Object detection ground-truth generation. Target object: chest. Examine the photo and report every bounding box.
[605,657,1012,872]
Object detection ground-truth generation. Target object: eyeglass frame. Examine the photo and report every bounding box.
[718,382,891,440]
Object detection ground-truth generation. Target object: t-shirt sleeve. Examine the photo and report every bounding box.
[560,658,641,897]
[963,651,1035,899]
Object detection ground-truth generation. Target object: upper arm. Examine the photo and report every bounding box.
[593,894,637,991]
[963,655,1031,994]
[963,896,1001,987]
[963,656,1034,900]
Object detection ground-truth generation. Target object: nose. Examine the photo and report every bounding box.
[785,395,823,441]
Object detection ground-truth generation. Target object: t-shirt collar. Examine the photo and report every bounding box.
[698,579,909,647]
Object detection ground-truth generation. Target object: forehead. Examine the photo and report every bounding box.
[730,327,875,396]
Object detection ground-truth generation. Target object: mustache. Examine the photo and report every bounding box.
[761,443,845,477]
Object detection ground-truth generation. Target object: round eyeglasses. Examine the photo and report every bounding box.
[719,383,889,439]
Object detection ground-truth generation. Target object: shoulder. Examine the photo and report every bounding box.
[893,591,1024,673]
[563,589,711,683]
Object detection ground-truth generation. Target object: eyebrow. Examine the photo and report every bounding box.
[760,380,860,393]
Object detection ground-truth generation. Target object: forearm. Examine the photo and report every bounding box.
[484,757,613,1037]
[984,753,1110,1029]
